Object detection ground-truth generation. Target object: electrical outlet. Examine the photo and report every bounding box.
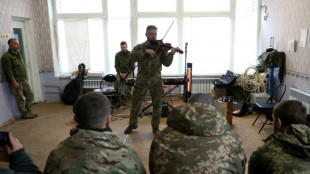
[1,34,5,39]
[7,34,11,38]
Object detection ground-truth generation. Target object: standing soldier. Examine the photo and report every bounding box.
[124,25,177,134]
[114,41,134,106]
[1,38,37,119]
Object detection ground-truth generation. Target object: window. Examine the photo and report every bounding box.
[56,0,102,13]
[52,0,258,76]
[137,0,177,12]
[184,0,230,12]
[108,0,130,18]
[234,0,258,73]
[183,17,231,75]
[57,19,105,74]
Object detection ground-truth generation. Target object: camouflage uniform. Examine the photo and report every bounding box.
[149,102,247,174]
[114,50,134,98]
[1,50,34,114]
[249,124,310,174]
[0,148,42,174]
[44,128,146,174]
[128,41,174,130]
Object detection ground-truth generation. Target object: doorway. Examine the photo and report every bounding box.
[12,19,43,102]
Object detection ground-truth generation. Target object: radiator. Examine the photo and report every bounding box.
[181,76,220,94]
[83,77,111,89]
[289,88,310,114]
[83,76,220,94]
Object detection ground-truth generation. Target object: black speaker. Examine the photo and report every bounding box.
[161,103,169,117]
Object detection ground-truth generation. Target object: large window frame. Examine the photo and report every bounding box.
[51,0,259,76]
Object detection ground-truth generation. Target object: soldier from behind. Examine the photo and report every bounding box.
[149,93,246,174]
[249,100,310,174]
[44,92,146,174]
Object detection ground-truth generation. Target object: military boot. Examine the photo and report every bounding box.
[27,110,38,117]
[21,112,35,119]
[124,125,137,134]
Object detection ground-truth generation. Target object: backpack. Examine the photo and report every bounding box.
[62,63,85,105]
[62,77,80,105]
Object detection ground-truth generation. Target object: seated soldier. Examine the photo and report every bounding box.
[149,93,247,174]
[44,92,146,174]
[249,100,310,174]
[0,132,42,174]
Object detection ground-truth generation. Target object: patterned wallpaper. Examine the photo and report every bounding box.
[0,0,53,78]
[261,0,310,76]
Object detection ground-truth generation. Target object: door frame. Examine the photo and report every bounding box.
[12,17,43,102]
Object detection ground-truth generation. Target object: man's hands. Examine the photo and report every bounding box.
[11,78,19,89]
[6,133,23,155]
[146,48,177,58]
[170,48,177,54]
[146,49,156,58]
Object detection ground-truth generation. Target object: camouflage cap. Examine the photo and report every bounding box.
[167,102,231,136]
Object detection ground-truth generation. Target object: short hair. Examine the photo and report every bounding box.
[146,25,157,33]
[120,41,127,46]
[8,38,17,45]
[73,92,110,129]
[187,93,215,107]
[273,100,307,128]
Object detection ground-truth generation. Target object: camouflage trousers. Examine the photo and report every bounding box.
[115,73,133,98]
[10,80,34,113]
[129,81,163,130]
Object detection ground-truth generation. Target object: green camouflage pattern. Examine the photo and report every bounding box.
[1,50,27,82]
[115,50,134,75]
[249,124,310,174]
[10,80,34,113]
[44,128,146,174]
[115,73,133,97]
[128,41,174,130]
[149,102,247,174]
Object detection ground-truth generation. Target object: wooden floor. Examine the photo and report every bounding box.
[0,97,273,173]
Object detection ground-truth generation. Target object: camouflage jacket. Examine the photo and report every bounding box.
[115,50,134,75]
[44,128,146,174]
[1,50,27,82]
[149,103,247,174]
[0,148,42,174]
[130,41,174,85]
[249,124,310,174]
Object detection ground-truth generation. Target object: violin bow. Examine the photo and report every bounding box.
[155,20,175,52]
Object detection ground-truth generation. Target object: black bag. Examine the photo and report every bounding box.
[62,77,80,105]
[212,75,237,87]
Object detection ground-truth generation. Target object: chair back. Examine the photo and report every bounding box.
[267,83,286,103]
[100,74,117,89]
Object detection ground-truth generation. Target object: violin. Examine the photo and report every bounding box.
[150,40,183,54]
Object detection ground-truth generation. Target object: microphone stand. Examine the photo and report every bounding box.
[183,42,188,102]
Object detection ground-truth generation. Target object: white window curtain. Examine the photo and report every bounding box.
[233,0,258,74]
[57,18,105,74]
[183,17,231,75]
